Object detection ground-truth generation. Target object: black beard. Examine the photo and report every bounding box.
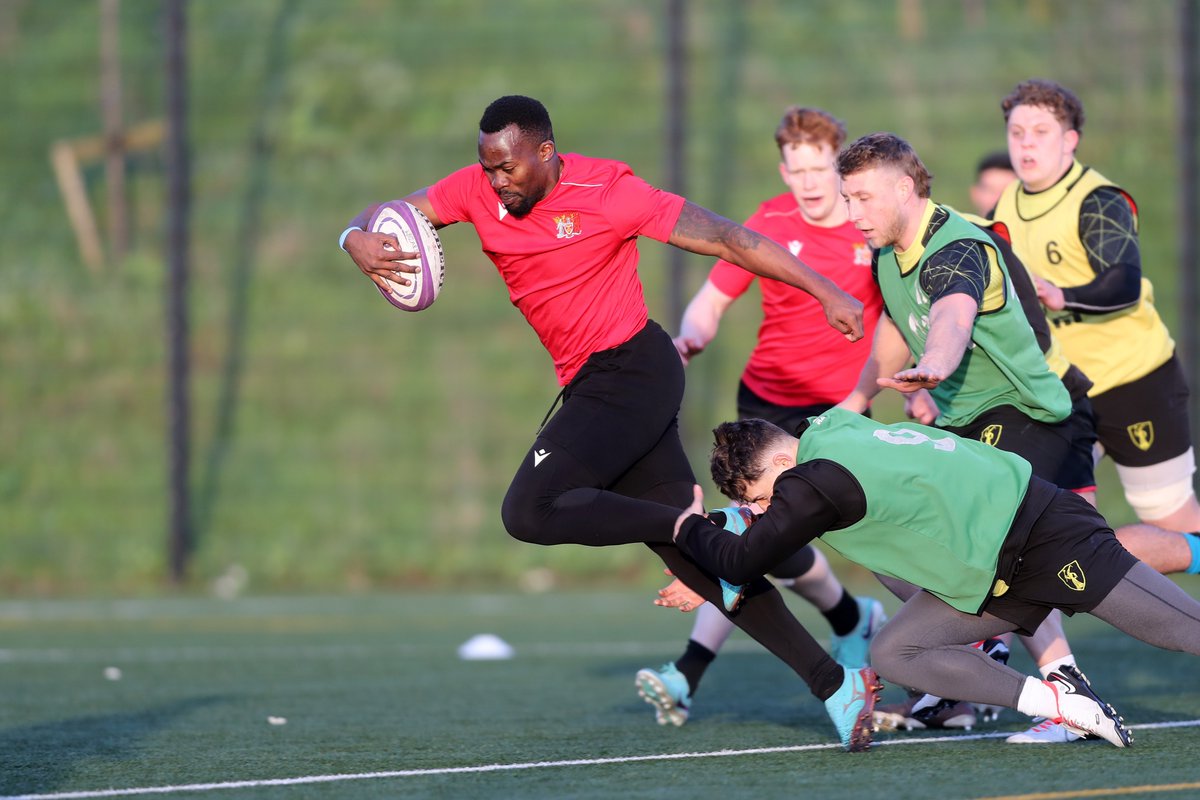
[505,195,538,218]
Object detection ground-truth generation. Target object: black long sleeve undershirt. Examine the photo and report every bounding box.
[677,460,866,584]
[1060,186,1142,313]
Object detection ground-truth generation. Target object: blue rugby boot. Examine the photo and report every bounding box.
[635,662,691,727]
[824,666,883,752]
[830,596,887,668]
[707,506,756,612]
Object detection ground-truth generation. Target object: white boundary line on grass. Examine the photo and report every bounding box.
[3,719,1199,800]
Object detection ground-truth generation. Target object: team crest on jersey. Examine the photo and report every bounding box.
[979,425,1003,446]
[1127,421,1154,451]
[1057,560,1087,591]
[554,212,582,239]
[788,240,803,256]
[853,243,872,266]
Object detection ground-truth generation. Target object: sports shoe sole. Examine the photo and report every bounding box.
[872,708,975,731]
[846,668,884,752]
[635,669,688,727]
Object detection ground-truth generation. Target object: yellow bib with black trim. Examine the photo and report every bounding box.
[993,162,1173,395]
[956,210,1073,383]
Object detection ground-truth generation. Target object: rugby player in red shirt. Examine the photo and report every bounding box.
[341,95,878,750]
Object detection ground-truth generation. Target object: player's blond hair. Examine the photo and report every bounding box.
[836,132,933,199]
[775,107,847,154]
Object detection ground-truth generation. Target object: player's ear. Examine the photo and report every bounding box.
[539,140,555,162]
[1063,128,1080,155]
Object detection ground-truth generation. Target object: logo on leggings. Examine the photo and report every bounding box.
[1057,560,1087,591]
[1127,421,1154,451]
[979,424,1003,446]
[533,448,551,467]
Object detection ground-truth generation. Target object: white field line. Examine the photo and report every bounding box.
[3,719,1198,800]
[0,639,769,664]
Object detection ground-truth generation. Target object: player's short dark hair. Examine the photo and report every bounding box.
[710,418,792,503]
[837,132,933,198]
[1001,79,1085,135]
[976,150,1013,177]
[480,95,555,145]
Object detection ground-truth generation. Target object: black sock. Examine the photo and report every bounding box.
[823,590,859,636]
[675,639,716,694]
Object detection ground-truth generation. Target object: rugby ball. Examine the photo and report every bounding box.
[367,201,445,312]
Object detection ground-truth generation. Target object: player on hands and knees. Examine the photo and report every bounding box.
[670,411,1200,749]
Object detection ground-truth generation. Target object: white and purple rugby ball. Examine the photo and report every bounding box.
[367,200,445,312]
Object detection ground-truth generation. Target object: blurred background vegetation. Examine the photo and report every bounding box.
[0,0,1191,596]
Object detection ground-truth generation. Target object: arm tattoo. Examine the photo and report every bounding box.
[674,202,762,251]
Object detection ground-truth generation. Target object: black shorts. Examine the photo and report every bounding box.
[736,380,869,437]
[1090,353,1193,467]
[985,488,1138,635]
[940,405,1074,487]
[1055,395,1099,492]
[536,319,694,487]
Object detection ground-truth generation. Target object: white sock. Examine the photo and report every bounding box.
[1016,676,1059,720]
[1038,654,1076,680]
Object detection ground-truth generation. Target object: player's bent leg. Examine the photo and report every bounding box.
[1017,609,1071,667]
[773,548,885,668]
[868,591,1021,710]
[776,546,832,605]
[648,541,846,699]
[1116,451,1200,530]
[501,439,680,547]
[1115,523,1197,574]
[689,601,737,652]
[1087,561,1200,654]
[1142,494,1200,534]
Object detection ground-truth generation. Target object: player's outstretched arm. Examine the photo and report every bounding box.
[341,189,446,293]
[667,201,864,341]
[840,315,910,412]
[674,280,736,364]
[884,293,976,391]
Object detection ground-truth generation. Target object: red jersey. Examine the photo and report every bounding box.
[708,193,882,407]
[428,153,686,385]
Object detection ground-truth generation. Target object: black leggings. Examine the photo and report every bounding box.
[501,321,843,699]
